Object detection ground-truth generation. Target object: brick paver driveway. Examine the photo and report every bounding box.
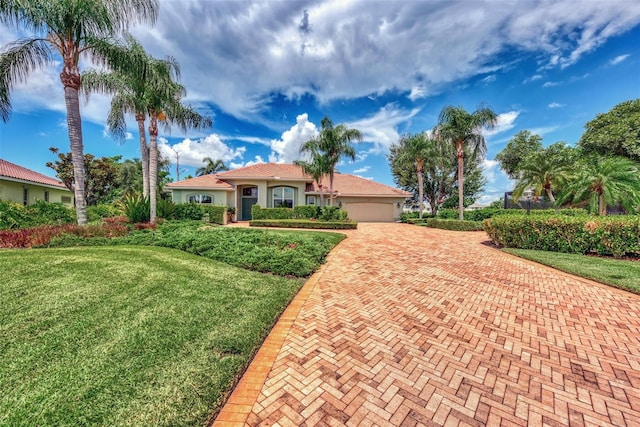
[215,223,640,426]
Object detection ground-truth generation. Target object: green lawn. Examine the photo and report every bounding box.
[503,248,640,294]
[0,246,304,426]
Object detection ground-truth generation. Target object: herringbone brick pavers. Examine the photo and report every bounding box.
[214,223,640,426]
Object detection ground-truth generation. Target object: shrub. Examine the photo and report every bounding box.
[483,215,640,258]
[249,219,357,229]
[87,204,120,222]
[25,201,75,226]
[118,194,150,223]
[157,198,176,220]
[319,206,348,221]
[293,205,321,219]
[251,205,293,220]
[202,205,226,224]
[0,199,28,229]
[0,223,129,248]
[422,219,484,231]
[174,203,203,220]
[437,207,588,221]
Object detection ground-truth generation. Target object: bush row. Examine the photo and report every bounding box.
[437,207,588,221]
[251,205,349,221]
[0,223,129,248]
[0,200,76,230]
[249,219,357,229]
[420,218,484,231]
[483,215,640,258]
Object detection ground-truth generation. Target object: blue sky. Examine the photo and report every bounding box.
[1,0,639,204]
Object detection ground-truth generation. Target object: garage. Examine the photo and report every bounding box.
[343,202,395,222]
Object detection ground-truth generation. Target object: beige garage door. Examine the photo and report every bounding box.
[344,202,394,222]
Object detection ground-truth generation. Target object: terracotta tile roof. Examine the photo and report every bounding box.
[165,174,234,190]
[0,159,68,189]
[310,173,412,197]
[216,163,311,180]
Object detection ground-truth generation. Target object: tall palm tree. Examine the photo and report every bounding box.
[146,78,212,223]
[0,0,158,225]
[434,105,497,220]
[196,157,228,176]
[300,116,362,206]
[294,153,330,207]
[512,151,570,205]
[81,34,176,199]
[399,133,432,219]
[558,156,640,216]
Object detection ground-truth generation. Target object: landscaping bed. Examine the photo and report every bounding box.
[249,219,357,229]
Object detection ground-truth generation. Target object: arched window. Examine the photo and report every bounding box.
[188,194,213,204]
[272,186,294,208]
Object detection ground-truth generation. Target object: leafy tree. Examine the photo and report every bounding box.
[578,99,640,161]
[495,130,543,179]
[46,148,121,205]
[558,156,640,215]
[434,104,497,220]
[511,143,574,205]
[294,154,330,207]
[300,116,362,206]
[0,0,158,224]
[81,35,177,199]
[196,157,228,176]
[397,133,431,218]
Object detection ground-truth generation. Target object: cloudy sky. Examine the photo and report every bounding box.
[2,0,640,204]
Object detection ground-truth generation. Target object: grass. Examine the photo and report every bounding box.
[0,246,305,426]
[503,248,640,294]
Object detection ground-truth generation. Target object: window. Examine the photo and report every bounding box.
[188,194,213,204]
[23,188,28,206]
[273,186,294,208]
[61,196,72,204]
[242,187,258,197]
[44,191,49,202]
[306,195,316,205]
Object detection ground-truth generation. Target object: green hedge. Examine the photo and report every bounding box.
[483,215,640,258]
[0,200,76,230]
[437,207,587,221]
[249,219,357,230]
[173,204,226,224]
[251,205,348,221]
[202,206,226,224]
[420,218,484,231]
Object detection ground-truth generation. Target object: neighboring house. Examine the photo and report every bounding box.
[166,163,411,222]
[0,159,74,206]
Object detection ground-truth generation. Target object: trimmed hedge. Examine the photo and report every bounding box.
[420,218,484,231]
[202,205,226,224]
[483,215,640,258]
[173,204,226,224]
[249,219,357,230]
[0,200,76,230]
[437,207,587,221]
[251,205,348,221]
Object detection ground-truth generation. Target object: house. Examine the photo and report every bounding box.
[0,159,74,206]
[166,163,411,222]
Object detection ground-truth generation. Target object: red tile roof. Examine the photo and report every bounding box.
[0,159,68,189]
[168,163,410,198]
[165,173,234,190]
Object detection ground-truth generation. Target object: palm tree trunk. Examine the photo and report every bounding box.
[318,179,324,207]
[136,114,150,198]
[599,194,606,216]
[149,114,158,223]
[61,68,87,225]
[457,141,464,221]
[417,169,424,219]
[329,170,335,207]
[545,187,556,210]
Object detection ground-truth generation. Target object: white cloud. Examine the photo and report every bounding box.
[347,103,420,152]
[268,113,318,163]
[408,85,428,101]
[548,102,565,109]
[353,166,370,173]
[482,159,500,184]
[481,75,496,84]
[523,74,543,83]
[158,134,246,168]
[229,155,266,169]
[542,81,559,87]
[485,111,519,136]
[528,125,560,136]
[610,54,630,65]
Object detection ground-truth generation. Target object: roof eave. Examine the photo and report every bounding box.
[0,175,70,191]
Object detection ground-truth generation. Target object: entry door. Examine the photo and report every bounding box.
[241,187,258,220]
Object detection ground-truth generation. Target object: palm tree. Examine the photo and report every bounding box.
[294,153,330,207]
[434,105,497,220]
[0,0,158,225]
[146,78,212,223]
[399,133,432,219]
[512,151,570,205]
[196,157,228,176]
[300,116,362,206]
[558,156,640,216]
[81,34,176,199]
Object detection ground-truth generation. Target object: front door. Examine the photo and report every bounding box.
[241,186,258,220]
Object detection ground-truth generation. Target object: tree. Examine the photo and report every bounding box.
[558,156,640,215]
[578,99,640,161]
[0,0,158,224]
[511,143,573,205]
[196,157,228,176]
[399,133,431,218]
[294,154,331,207]
[495,130,543,179]
[434,104,497,220]
[81,35,176,199]
[300,116,362,206]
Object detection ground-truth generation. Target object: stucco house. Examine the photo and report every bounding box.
[0,159,74,206]
[166,163,411,222]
